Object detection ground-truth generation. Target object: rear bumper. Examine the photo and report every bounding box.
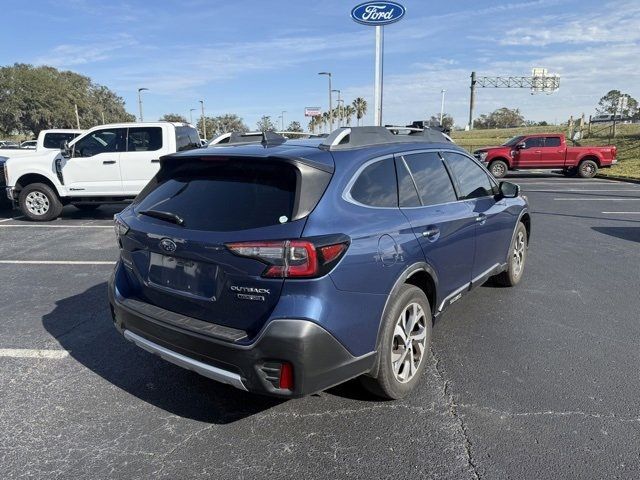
[108,267,375,398]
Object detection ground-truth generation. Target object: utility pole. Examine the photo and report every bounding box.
[189,108,196,124]
[318,72,333,131]
[468,72,476,130]
[199,100,206,140]
[74,104,80,129]
[439,89,446,125]
[101,111,105,124]
[332,89,342,127]
[137,87,149,122]
[281,111,287,130]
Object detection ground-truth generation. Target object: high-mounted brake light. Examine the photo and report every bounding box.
[226,237,349,279]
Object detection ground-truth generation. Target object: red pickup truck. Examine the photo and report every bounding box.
[473,134,617,178]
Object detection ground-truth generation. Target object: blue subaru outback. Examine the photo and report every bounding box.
[109,126,530,399]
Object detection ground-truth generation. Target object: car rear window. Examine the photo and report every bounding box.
[43,132,81,149]
[135,161,297,231]
[175,126,201,151]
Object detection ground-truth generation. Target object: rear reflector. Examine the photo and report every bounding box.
[279,362,294,390]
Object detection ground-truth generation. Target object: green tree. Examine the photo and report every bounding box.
[428,113,454,130]
[597,90,638,118]
[308,115,321,133]
[256,115,276,131]
[343,105,356,126]
[352,97,368,126]
[160,113,188,122]
[474,107,525,129]
[0,63,134,136]
[197,114,248,140]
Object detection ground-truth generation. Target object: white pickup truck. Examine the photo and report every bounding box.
[3,122,201,220]
[0,129,84,158]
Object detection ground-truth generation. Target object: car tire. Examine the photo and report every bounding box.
[361,284,432,400]
[74,204,101,211]
[489,160,508,178]
[19,183,63,221]
[493,221,528,287]
[577,159,598,178]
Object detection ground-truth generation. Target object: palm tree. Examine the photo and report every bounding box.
[343,105,356,126]
[322,111,330,133]
[352,97,367,126]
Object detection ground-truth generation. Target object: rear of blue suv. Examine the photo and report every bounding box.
[109,127,530,399]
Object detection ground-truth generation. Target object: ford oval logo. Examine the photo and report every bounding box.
[159,238,177,253]
[351,1,405,26]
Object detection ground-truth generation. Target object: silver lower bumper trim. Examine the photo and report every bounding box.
[123,330,247,391]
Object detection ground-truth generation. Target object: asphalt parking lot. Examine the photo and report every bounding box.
[1,173,639,480]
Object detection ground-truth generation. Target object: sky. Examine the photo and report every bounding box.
[1,0,639,132]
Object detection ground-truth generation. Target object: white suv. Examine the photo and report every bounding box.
[4,122,201,221]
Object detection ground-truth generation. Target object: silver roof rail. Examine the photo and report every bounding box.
[320,126,454,150]
[208,131,320,146]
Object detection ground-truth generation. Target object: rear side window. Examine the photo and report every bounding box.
[127,127,163,152]
[402,152,457,206]
[43,132,81,149]
[350,158,397,207]
[135,161,297,231]
[175,126,201,151]
[442,152,494,199]
[544,137,561,147]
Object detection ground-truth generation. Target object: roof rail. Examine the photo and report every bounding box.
[320,126,454,150]
[208,130,321,146]
[208,131,287,147]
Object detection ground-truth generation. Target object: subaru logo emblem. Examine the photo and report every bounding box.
[351,1,406,26]
[159,238,177,253]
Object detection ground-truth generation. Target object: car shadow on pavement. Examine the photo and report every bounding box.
[592,226,640,243]
[43,282,284,424]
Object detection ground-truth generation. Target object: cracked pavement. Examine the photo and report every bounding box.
[1,174,640,479]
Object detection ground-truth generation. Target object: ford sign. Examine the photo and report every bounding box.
[351,1,405,26]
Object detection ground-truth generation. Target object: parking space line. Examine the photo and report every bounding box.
[0,224,112,228]
[0,216,25,223]
[602,211,640,214]
[0,348,68,359]
[554,198,640,201]
[0,260,116,265]
[525,189,640,192]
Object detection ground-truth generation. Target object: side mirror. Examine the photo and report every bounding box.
[61,140,71,158]
[515,142,526,150]
[499,181,520,199]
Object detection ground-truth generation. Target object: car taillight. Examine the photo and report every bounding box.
[226,236,349,278]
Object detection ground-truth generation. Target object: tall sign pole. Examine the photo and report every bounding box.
[351,1,405,127]
[374,26,384,126]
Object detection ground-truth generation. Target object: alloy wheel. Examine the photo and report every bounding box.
[512,230,526,277]
[391,302,428,383]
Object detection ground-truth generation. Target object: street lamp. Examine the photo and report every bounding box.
[332,89,342,127]
[440,89,446,126]
[189,108,197,124]
[281,110,287,131]
[318,72,333,131]
[199,100,206,140]
[137,87,149,122]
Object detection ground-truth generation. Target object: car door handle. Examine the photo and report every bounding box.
[422,226,440,241]
[151,159,160,163]
[534,150,541,153]
[103,160,116,164]
[475,214,487,224]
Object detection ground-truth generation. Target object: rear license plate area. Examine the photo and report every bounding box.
[148,252,217,300]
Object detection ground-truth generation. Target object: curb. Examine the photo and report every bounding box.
[596,174,640,185]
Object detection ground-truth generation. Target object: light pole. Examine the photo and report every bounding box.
[137,87,149,122]
[199,100,206,140]
[281,111,287,131]
[331,89,342,127]
[318,72,333,131]
[439,89,446,126]
[189,108,197,124]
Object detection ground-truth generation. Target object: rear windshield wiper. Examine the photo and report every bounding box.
[139,209,185,226]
